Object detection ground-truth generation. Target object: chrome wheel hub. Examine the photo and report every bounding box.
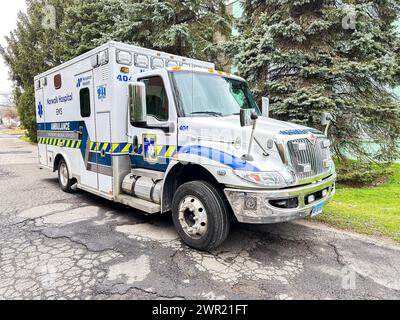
[59,163,68,187]
[178,196,208,239]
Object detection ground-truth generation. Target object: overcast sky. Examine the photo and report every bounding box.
[0,0,27,94]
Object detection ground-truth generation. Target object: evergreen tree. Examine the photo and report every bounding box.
[0,0,74,141]
[100,0,231,67]
[228,0,400,162]
[1,0,230,142]
[59,0,116,60]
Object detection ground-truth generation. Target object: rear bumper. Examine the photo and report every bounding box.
[224,173,336,224]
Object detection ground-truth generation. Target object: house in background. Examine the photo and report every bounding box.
[0,91,19,128]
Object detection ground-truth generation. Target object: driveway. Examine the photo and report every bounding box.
[0,130,399,300]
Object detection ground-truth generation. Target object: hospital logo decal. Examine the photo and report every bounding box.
[38,102,44,118]
[97,85,107,100]
[143,135,157,162]
[76,75,92,88]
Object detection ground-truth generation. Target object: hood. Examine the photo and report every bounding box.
[179,115,318,143]
[177,115,321,172]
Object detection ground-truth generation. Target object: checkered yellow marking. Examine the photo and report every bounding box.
[164,146,177,158]
[39,138,178,158]
[38,138,81,149]
[121,144,131,154]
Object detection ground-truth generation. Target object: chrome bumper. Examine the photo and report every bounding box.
[224,173,336,224]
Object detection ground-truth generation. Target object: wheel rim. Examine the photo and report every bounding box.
[59,163,68,187]
[178,196,208,240]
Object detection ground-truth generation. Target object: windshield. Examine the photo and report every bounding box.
[170,71,260,117]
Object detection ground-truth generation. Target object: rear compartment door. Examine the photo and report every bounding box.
[35,83,47,166]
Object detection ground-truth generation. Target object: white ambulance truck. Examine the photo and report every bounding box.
[35,41,336,250]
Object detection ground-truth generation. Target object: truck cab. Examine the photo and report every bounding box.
[35,42,336,251]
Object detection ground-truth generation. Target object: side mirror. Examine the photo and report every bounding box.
[129,82,147,125]
[321,112,333,126]
[321,112,333,136]
[240,109,258,127]
[261,97,270,117]
[240,109,259,161]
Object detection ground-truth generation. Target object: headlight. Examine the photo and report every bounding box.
[233,170,288,188]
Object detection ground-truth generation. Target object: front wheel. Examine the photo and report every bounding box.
[58,159,74,193]
[172,181,230,251]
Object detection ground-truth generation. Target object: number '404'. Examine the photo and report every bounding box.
[117,75,132,82]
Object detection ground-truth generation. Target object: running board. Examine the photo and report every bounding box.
[115,194,161,214]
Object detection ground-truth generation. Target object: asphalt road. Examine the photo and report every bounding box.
[0,128,399,300]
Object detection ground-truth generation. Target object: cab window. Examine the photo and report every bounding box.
[139,76,169,121]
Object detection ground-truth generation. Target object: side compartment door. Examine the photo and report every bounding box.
[128,70,178,173]
[75,70,98,190]
[95,111,112,194]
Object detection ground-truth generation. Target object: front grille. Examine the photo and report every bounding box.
[287,138,331,181]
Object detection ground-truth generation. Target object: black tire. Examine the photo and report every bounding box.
[172,181,230,251]
[58,158,74,193]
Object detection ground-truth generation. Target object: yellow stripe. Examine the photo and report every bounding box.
[77,141,82,149]
[89,141,94,151]
[66,140,71,148]
[70,141,75,148]
[102,143,109,151]
[111,143,119,153]
[156,146,163,156]
[121,144,131,154]
[95,142,101,151]
[165,146,176,158]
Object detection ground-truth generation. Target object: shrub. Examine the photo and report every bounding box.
[16,85,37,142]
[336,160,395,187]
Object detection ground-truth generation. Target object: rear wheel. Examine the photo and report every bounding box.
[172,181,230,251]
[58,159,74,193]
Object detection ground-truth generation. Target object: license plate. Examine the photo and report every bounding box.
[311,202,325,217]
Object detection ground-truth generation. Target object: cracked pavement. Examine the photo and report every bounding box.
[0,129,400,300]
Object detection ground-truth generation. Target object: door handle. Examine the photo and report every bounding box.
[132,136,139,154]
[100,149,106,157]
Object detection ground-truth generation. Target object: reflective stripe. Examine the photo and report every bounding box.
[111,143,119,153]
[121,144,131,154]
[165,146,176,158]
[39,138,81,149]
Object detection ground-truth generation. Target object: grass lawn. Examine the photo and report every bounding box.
[317,164,400,242]
[3,128,27,135]
[19,135,36,145]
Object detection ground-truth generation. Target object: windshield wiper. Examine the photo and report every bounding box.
[190,111,224,117]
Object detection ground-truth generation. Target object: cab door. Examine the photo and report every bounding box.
[128,69,177,172]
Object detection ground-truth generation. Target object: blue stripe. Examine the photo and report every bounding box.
[178,145,261,172]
